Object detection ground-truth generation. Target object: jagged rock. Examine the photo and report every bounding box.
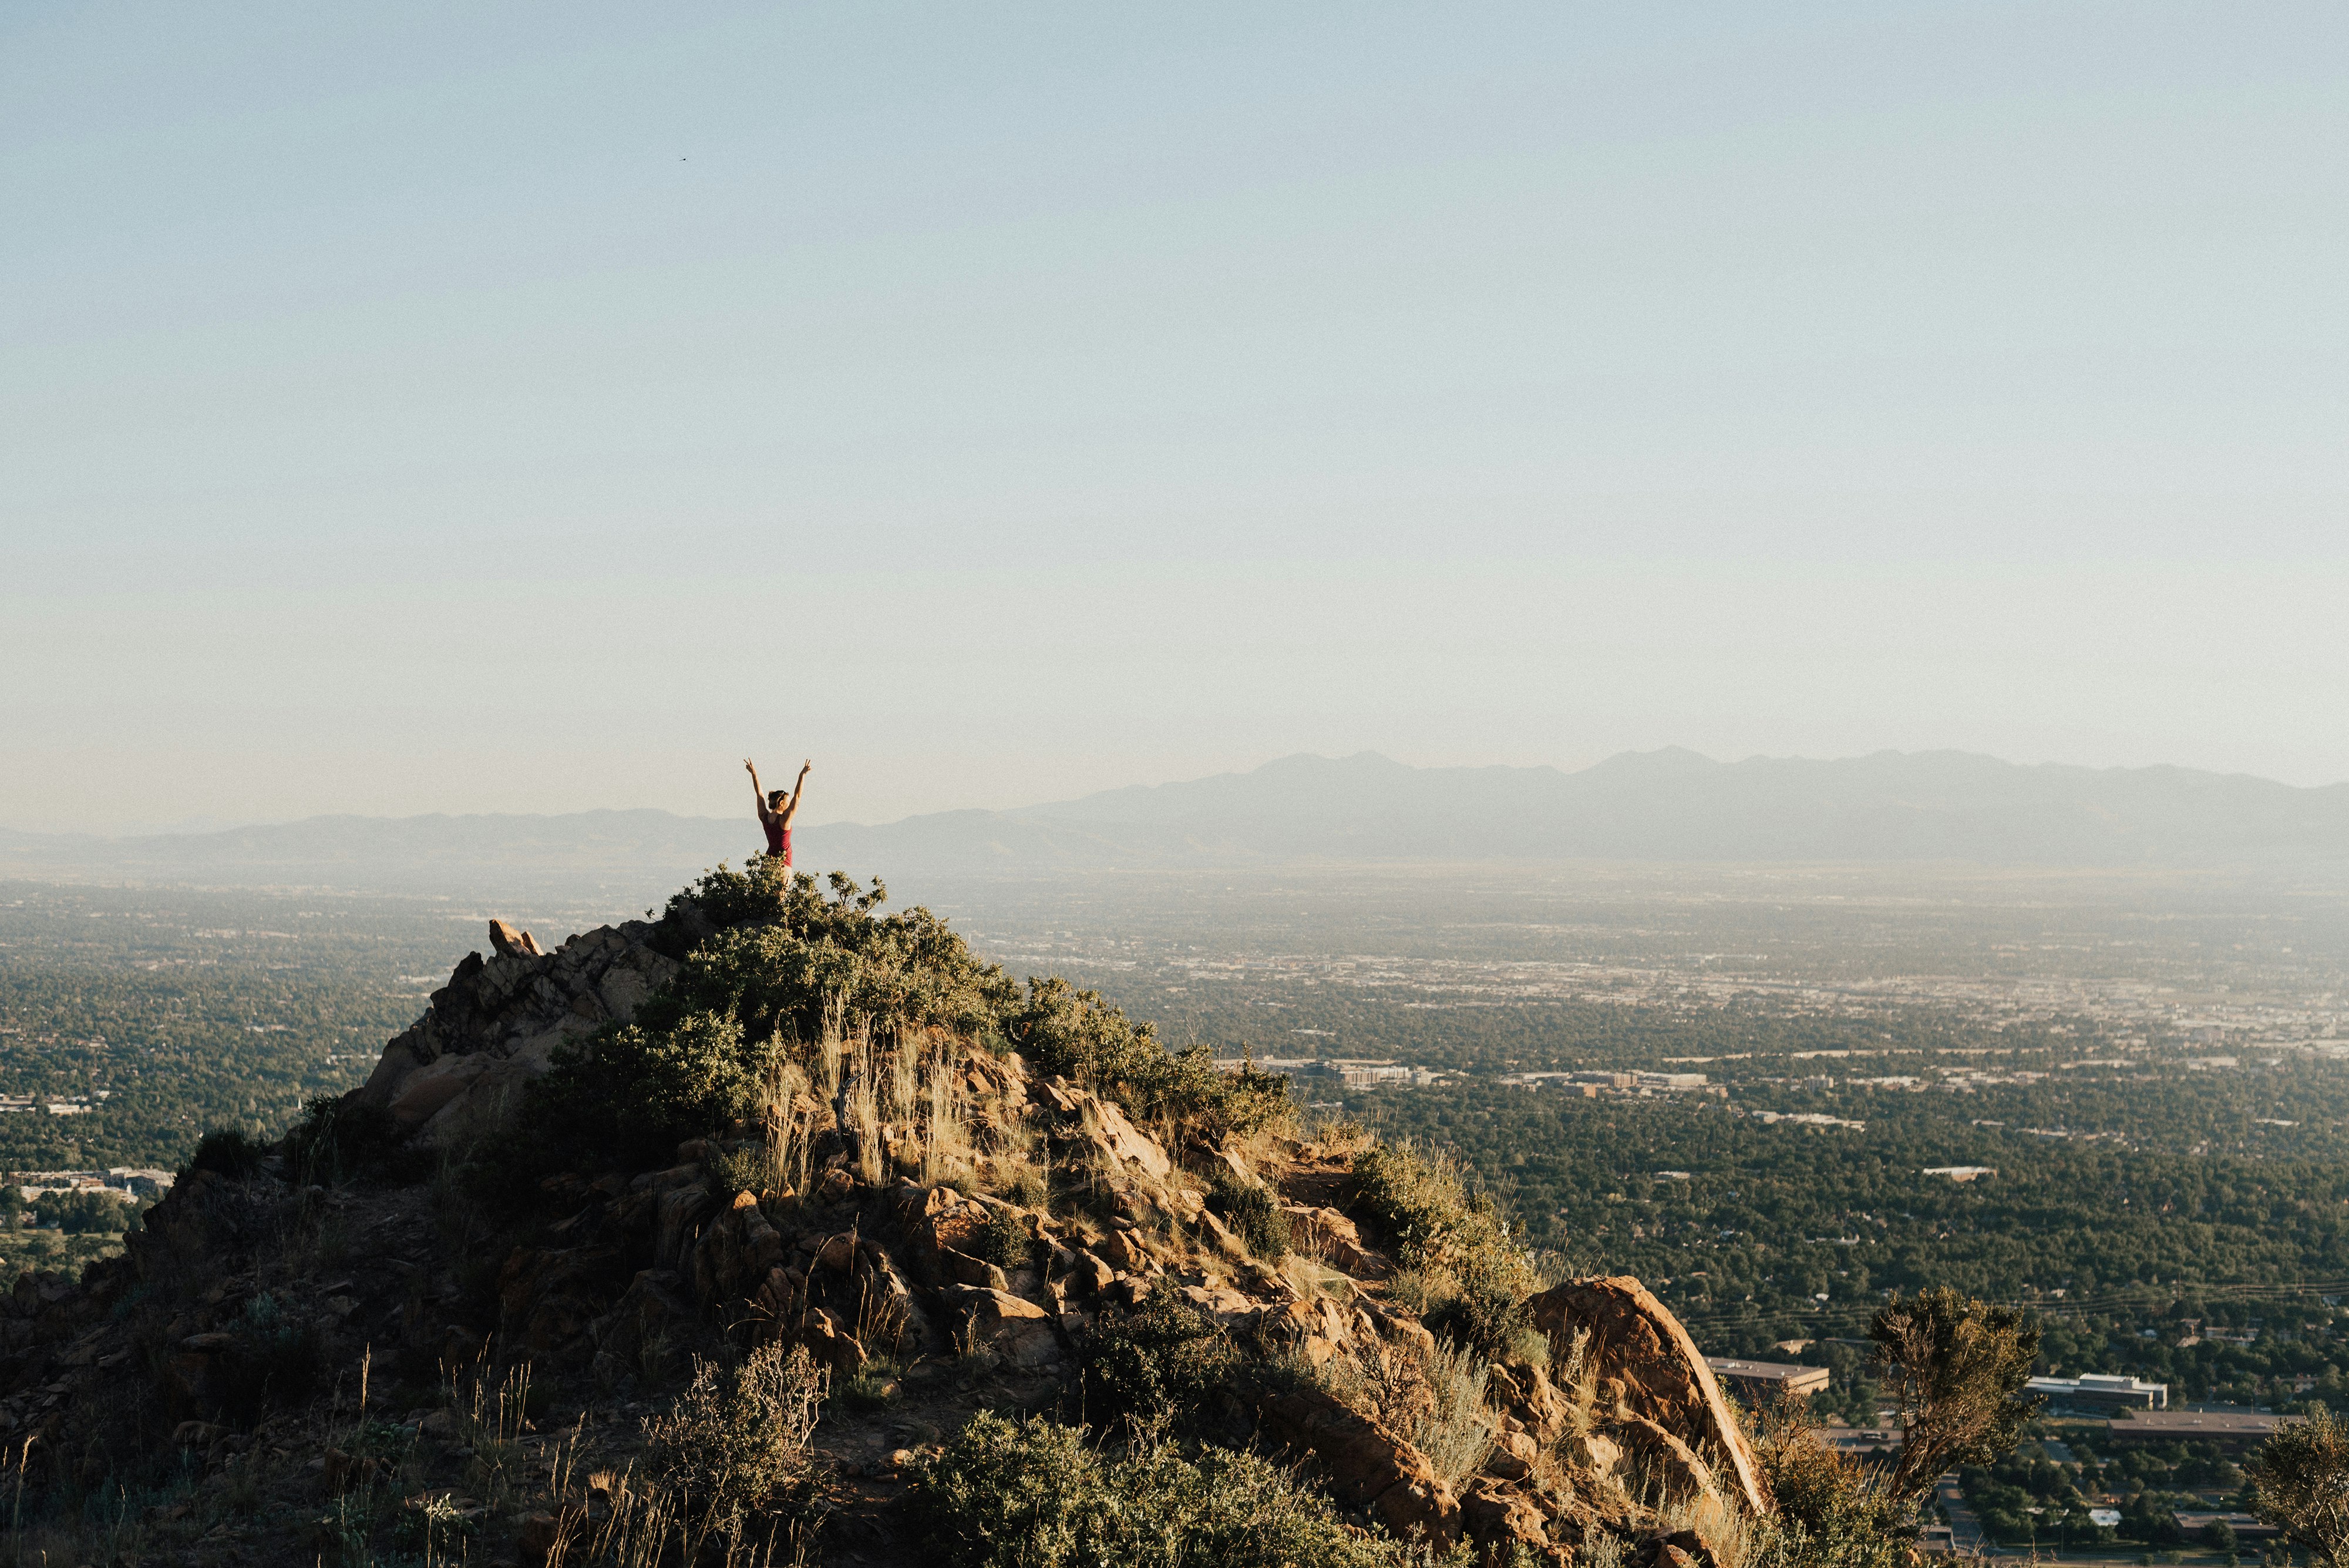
[498,1243,625,1360]
[1283,1204,1380,1274]
[1257,1386,1459,1546]
[1485,1428,1542,1481]
[351,918,679,1145]
[1257,1292,1357,1362]
[938,1285,1061,1368]
[489,919,545,958]
[1066,1251,1115,1296]
[688,1193,786,1307]
[1488,1359,1574,1446]
[1177,1281,1264,1331]
[900,1184,990,1287]
[1460,1478,1558,1563]
[652,1184,715,1273]
[1634,1530,1711,1568]
[1360,1296,1438,1357]
[1526,1277,1766,1516]
[937,1247,1010,1291]
[588,1268,691,1378]
[1036,1078,1173,1180]
[798,1307,867,1376]
[1561,1429,1625,1485]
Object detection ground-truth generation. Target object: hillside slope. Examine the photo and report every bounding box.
[0,864,1832,1568]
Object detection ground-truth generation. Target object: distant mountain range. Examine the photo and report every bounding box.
[6,749,2348,896]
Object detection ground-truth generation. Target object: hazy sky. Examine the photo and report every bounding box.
[6,3,2346,834]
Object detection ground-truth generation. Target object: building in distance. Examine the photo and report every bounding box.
[1706,1357,1830,1408]
[2027,1373,2168,1412]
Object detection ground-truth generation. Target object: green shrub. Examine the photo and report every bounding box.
[187,1128,265,1178]
[1205,1169,1290,1261]
[903,1410,1468,1568]
[219,1291,322,1422]
[1007,978,1294,1141]
[971,1204,1037,1271]
[518,866,1018,1173]
[1754,1414,1912,1568]
[282,1094,421,1186]
[1353,1141,1539,1357]
[1076,1285,1239,1436]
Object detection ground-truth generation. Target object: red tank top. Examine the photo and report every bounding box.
[763,816,791,863]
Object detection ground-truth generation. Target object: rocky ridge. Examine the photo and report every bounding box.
[0,892,1775,1568]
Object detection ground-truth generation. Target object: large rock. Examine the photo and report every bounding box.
[1460,1478,1561,1564]
[937,1286,1061,1369]
[1256,1386,1460,1546]
[489,919,546,958]
[1282,1204,1381,1275]
[1526,1277,1768,1516]
[1035,1078,1173,1181]
[351,918,681,1145]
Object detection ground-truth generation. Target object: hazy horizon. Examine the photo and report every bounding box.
[11,742,2349,842]
[8,4,2345,833]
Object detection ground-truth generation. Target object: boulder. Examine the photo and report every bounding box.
[489,920,545,958]
[1037,1078,1173,1181]
[1283,1204,1379,1274]
[938,1286,1061,1369]
[1257,1386,1459,1546]
[1485,1429,1542,1482]
[654,1185,715,1273]
[1526,1277,1766,1516]
[1460,1478,1557,1564]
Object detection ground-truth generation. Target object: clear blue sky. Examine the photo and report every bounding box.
[5,2,2345,832]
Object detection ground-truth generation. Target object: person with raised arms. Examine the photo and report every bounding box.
[745,756,810,870]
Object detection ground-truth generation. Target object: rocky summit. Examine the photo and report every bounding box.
[0,864,1818,1568]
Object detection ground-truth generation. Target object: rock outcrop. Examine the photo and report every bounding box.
[356,918,679,1144]
[0,884,1778,1568]
[1529,1275,1770,1516]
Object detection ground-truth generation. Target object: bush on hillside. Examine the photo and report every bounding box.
[1007,977,1294,1139]
[1754,1405,1911,1568]
[1076,1285,1240,1436]
[519,865,1017,1171]
[1354,1141,1542,1358]
[902,1410,1476,1568]
[507,862,1296,1176]
[282,1093,421,1186]
[187,1128,266,1178]
[1204,1169,1290,1261]
[644,1344,828,1551]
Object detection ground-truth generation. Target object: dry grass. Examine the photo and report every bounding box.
[754,1053,816,1195]
[540,1343,829,1568]
[1408,1334,1498,1487]
[1314,1337,1496,1491]
[445,1352,535,1512]
[923,1042,970,1186]
[844,1029,885,1187]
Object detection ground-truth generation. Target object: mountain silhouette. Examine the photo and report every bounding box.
[6,750,2348,895]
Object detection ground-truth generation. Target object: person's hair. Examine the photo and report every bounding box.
[768,789,788,809]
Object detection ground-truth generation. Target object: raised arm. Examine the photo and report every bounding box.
[780,761,812,826]
[745,758,769,819]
